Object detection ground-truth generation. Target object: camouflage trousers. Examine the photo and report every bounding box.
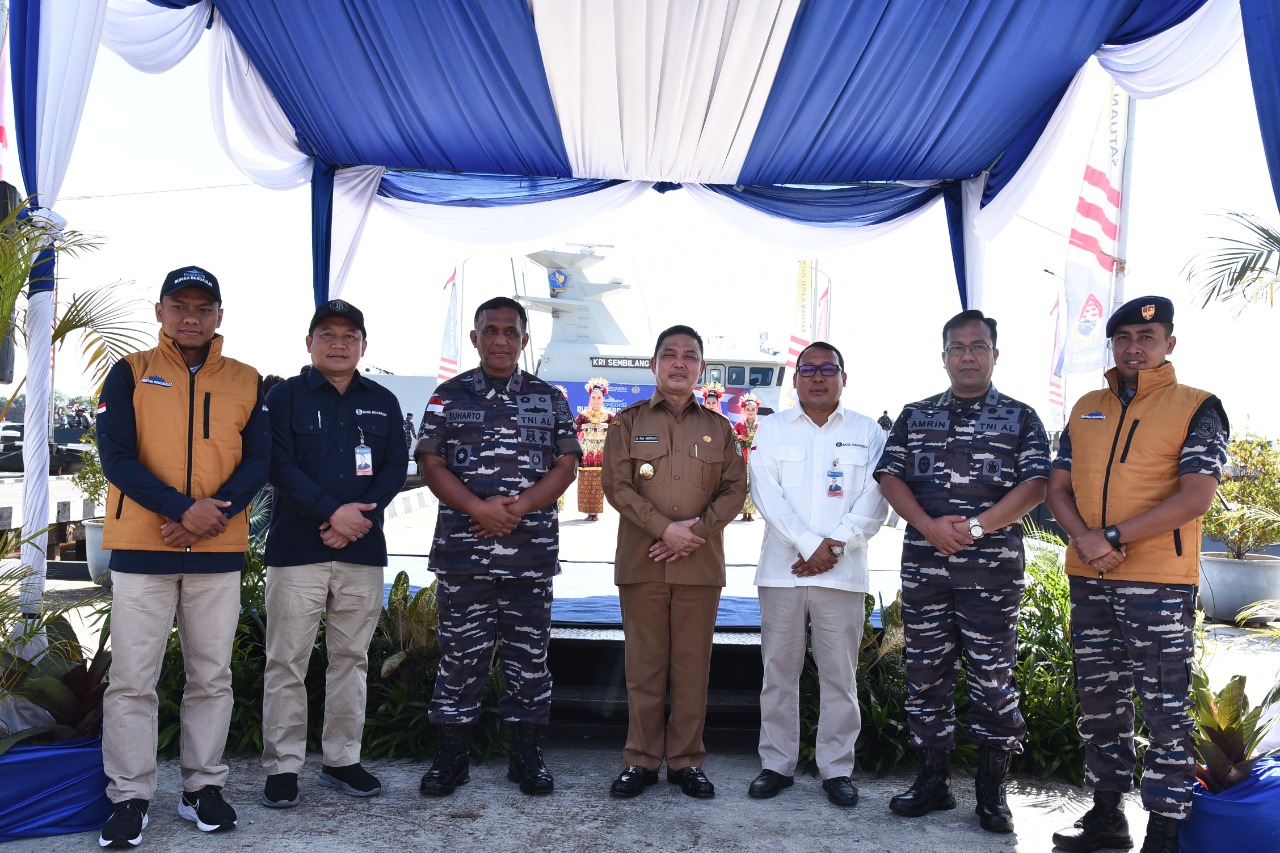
[1068,576,1196,819]
[429,574,553,726]
[902,580,1026,751]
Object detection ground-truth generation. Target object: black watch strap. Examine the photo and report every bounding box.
[1103,525,1122,548]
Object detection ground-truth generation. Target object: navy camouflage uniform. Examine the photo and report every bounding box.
[875,386,1050,752]
[416,368,580,725]
[1054,401,1227,818]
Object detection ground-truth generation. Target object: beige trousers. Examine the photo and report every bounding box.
[103,570,242,802]
[757,586,865,780]
[261,562,384,774]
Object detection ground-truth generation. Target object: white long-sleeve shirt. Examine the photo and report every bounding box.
[750,403,888,592]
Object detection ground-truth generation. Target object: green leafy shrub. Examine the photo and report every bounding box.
[1203,434,1280,559]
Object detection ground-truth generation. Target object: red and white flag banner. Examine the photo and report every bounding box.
[1061,80,1129,376]
[437,268,460,383]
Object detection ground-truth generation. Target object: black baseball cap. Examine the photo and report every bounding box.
[309,299,367,337]
[1105,295,1174,337]
[160,266,221,303]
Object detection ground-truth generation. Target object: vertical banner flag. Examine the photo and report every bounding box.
[1047,287,1066,430]
[1061,80,1130,375]
[813,260,831,343]
[787,260,813,372]
[436,268,460,383]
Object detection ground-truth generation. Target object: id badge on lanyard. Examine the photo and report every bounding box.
[355,427,373,476]
[827,460,843,498]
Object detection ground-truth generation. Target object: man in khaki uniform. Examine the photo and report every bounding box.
[602,324,747,799]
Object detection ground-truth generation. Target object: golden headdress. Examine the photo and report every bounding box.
[739,392,760,406]
[584,377,609,394]
[702,382,725,399]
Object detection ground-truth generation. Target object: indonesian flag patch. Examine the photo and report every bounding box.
[96,402,107,415]
[426,395,445,414]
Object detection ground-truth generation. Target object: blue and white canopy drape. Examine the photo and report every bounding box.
[6,0,1280,611]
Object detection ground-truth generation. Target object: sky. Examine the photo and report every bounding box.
[13,29,1280,435]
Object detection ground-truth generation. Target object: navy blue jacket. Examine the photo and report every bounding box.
[264,369,408,568]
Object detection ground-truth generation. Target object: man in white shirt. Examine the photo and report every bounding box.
[746,342,888,806]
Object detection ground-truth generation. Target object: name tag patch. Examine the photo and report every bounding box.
[634,435,660,442]
[908,411,950,431]
[1081,411,1106,420]
[141,375,172,387]
[976,406,1021,434]
[448,410,485,423]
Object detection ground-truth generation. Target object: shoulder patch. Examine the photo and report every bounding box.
[1080,411,1106,420]
[140,375,173,388]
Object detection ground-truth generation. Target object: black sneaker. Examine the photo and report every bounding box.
[260,773,301,808]
[99,799,148,848]
[178,785,237,832]
[318,763,382,797]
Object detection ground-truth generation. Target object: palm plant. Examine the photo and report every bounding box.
[1184,211,1280,314]
[0,199,151,422]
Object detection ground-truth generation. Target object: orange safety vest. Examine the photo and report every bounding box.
[1064,362,1211,585]
[103,335,260,552]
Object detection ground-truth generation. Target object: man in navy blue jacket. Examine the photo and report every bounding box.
[258,300,407,809]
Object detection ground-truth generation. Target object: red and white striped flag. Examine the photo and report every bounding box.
[1060,80,1129,377]
[1047,289,1065,430]
[437,268,460,383]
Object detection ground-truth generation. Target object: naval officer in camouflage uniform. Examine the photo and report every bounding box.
[415,296,580,798]
[874,309,1049,833]
[1047,297,1227,853]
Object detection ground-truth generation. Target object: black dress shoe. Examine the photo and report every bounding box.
[822,776,859,807]
[609,765,659,798]
[748,769,794,799]
[668,766,715,799]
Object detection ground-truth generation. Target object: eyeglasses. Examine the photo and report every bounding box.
[796,364,841,378]
[943,343,992,358]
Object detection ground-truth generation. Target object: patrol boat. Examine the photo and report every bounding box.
[519,245,788,420]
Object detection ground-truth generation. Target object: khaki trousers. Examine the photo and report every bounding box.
[261,562,384,774]
[757,586,865,780]
[618,581,720,771]
[103,570,241,802]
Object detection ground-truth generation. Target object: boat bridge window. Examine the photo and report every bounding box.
[776,367,786,386]
[728,366,745,386]
[748,367,774,388]
[703,365,725,386]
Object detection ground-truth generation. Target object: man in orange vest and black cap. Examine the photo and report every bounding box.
[1047,295,1228,853]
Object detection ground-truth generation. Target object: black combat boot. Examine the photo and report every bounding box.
[889,748,956,817]
[975,745,1015,832]
[507,722,554,795]
[420,724,470,796]
[1051,790,1133,852]
[1138,813,1179,853]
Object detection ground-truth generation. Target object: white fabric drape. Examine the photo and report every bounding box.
[959,178,987,310]
[102,0,209,73]
[207,12,311,190]
[682,183,941,249]
[14,0,106,642]
[329,166,386,299]
[1098,0,1242,98]
[970,65,1092,241]
[375,180,654,243]
[531,0,802,183]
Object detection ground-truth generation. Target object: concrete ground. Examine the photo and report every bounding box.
[15,479,1280,850]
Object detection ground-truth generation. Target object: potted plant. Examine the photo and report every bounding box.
[1200,435,1280,624]
[1180,655,1280,853]
[69,427,110,584]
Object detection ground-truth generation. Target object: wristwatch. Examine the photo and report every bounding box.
[829,544,846,558]
[968,517,985,538]
[1103,525,1123,548]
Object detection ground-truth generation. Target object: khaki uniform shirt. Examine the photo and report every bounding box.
[602,393,747,586]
